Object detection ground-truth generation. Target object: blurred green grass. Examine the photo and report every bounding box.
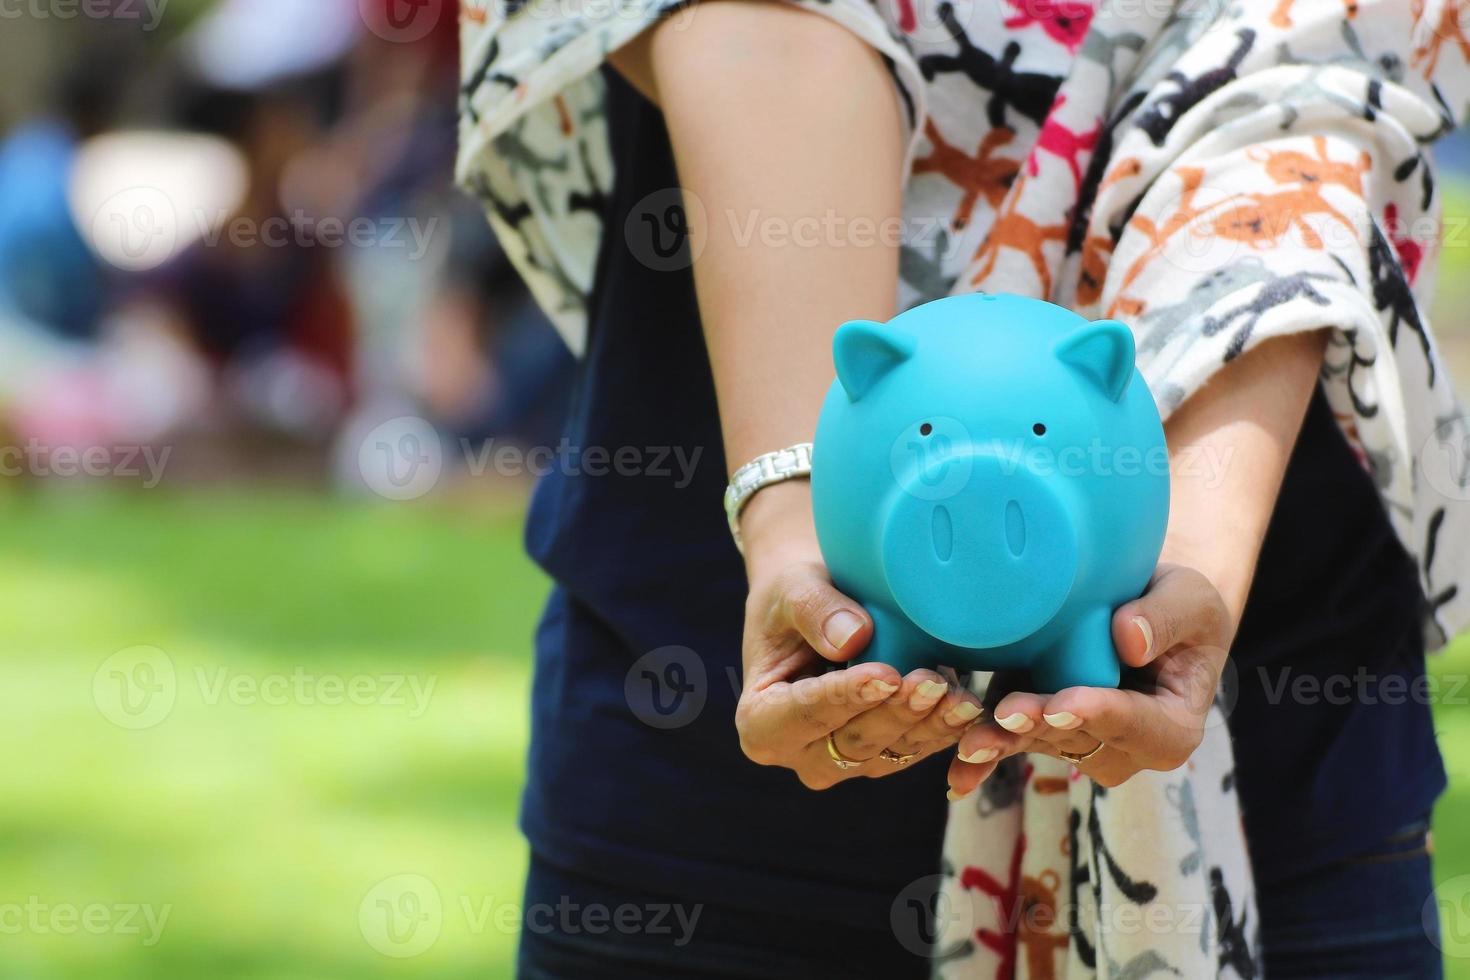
[1,489,1469,978]
[0,491,542,979]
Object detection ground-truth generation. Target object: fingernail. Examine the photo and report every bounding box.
[996,713,1034,733]
[943,701,983,727]
[959,746,998,764]
[824,610,863,651]
[1134,615,1153,660]
[909,679,948,712]
[1043,711,1082,730]
[860,679,899,703]
[946,785,974,801]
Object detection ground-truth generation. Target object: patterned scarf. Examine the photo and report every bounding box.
[458,0,1470,974]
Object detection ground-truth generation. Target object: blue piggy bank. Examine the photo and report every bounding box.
[811,293,1169,692]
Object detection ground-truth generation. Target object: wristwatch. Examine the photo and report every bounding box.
[723,443,814,554]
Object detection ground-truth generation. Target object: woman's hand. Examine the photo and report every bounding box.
[945,563,1234,793]
[942,330,1330,796]
[734,485,984,789]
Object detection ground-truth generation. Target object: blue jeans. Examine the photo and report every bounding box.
[1258,819,1442,979]
[518,822,1443,979]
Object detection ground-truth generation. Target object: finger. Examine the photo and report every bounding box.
[987,689,1102,755]
[1113,564,1230,667]
[1025,707,1110,757]
[945,754,1001,801]
[990,690,1048,736]
[738,662,901,762]
[800,728,951,786]
[884,687,985,755]
[1038,685,1200,770]
[955,718,1032,767]
[776,563,874,663]
[1022,737,1138,787]
[827,669,952,761]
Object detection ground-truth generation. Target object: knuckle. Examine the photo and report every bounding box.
[1155,746,1193,771]
[739,736,778,766]
[798,768,838,791]
[1159,606,1185,651]
[793,701,827,733]
[839,728,878,757]
[786,583,834,631]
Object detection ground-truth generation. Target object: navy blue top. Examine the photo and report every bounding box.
[519,72,948,928]
[1225,388,1445,879]
[518,71,1444,925]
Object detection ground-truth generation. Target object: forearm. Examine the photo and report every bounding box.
[1160,329,1329,625]
[613,3,905,575]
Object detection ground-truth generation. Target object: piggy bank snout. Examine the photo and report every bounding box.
[881,453,1078,649]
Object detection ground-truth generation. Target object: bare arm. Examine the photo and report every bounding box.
[615,2,903,572]
[614,4,986,788]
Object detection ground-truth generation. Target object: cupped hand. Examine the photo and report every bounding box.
[946,563,1234,794]
[735,558,986,789]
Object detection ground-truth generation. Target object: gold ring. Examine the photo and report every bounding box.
[826,731,864,770]
[879,747,919,766]
[1060,740,1104,765]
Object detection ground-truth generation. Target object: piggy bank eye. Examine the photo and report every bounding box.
[919,422,933,436]
[1032,422,1047,436]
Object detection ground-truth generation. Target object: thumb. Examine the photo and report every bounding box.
[775,563,873,662]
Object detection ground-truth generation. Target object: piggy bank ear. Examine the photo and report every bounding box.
[1054,319,1135,403]
[833,320,916,401]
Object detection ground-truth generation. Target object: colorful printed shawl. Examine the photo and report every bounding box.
[458,0,1470,974]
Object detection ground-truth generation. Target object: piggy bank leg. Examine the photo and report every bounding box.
[850,606,940,676]
[1031,608,1120,693]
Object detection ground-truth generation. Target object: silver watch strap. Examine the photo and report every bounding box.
[723,443,814,554]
